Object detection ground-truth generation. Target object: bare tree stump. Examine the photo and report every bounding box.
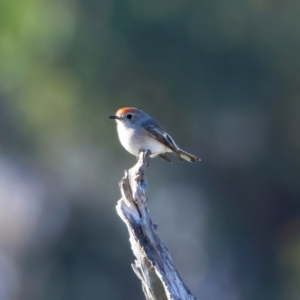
[116,150,197,300]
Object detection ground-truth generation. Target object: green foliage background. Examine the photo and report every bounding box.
[0,0,300,299]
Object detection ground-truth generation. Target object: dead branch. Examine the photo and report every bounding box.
[116,150,197,300]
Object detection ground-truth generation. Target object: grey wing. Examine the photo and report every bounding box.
[141,119,179,153]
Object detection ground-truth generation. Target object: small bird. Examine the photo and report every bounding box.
[109,107,200,163]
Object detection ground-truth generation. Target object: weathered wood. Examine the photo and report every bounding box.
[116,150,197,300]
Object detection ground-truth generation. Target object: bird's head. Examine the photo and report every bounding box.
[109,107,145,126]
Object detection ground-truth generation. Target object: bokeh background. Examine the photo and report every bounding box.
[1,0,300,299]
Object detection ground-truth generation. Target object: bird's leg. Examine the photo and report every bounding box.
[144,149,151,167]
[137,150,151,167]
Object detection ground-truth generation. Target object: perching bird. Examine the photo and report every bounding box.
[109,107,200,163]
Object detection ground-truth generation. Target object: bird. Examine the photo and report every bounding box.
[109,107,200,163]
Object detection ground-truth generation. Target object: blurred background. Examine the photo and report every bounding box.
[1,0,300,299]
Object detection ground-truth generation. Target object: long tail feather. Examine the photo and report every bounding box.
[172,150,184,162]
[178,149,200,163]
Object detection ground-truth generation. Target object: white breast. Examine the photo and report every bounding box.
[116,122,170,157]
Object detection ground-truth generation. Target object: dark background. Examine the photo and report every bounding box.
[1,0,300,299]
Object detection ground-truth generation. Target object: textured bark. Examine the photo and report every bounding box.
[116,150,197,300]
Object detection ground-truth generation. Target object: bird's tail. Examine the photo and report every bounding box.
[178,149,200,163]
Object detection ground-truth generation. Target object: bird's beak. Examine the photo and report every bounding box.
[109,115,120,120]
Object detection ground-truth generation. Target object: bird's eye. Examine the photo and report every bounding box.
[127,114,133,119]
